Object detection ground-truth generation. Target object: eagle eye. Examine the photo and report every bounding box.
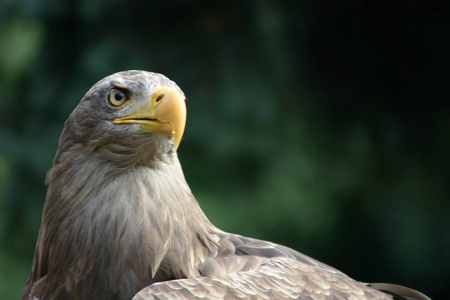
[107,88,129,107]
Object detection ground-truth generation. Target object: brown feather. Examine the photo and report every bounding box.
[23,71,430,300]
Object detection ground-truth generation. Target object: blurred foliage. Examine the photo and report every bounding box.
[0,0,448,299]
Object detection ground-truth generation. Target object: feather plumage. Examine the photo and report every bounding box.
[23,71,430,300]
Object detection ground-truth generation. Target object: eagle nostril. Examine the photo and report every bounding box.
[155,94,165,103]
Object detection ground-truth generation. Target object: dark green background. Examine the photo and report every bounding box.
[0,1,447,299]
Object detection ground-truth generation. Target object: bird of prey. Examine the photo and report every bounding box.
[23,71,430,300]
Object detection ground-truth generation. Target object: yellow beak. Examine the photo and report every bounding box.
[113,87,186,150]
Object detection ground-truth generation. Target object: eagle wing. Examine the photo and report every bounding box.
[133,233,392,300]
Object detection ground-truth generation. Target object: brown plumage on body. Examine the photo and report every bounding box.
[23,71,430,300]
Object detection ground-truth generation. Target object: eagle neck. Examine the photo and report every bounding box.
[31,150,219,298]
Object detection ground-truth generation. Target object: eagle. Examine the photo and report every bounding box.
[23,71,430,300]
